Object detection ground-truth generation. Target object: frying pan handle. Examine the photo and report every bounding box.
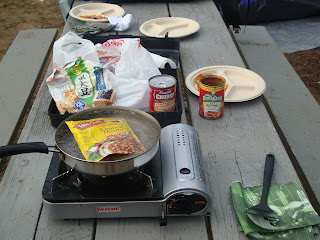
[0,142,49,158]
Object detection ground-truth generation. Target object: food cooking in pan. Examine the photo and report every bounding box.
[66,118,146,162]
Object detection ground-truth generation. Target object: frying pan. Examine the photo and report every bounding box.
[0,106,161,176]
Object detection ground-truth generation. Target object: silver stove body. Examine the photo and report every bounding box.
[43,124,211,224]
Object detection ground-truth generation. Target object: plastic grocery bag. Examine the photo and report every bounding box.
[96,38,161,110]
[47,32,114,115]
[53,31,99,70]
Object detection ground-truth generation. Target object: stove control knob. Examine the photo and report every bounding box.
[167,193,208,215]
[171,199,193,215]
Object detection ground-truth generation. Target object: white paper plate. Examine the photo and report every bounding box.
[69,3,125,22]
[185,66,266,102]
[139,17,200,38]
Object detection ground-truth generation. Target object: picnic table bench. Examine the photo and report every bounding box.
[231,26,320,211]
[0,1,318,240]
[0,28,57,164]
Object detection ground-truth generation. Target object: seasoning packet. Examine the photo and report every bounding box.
[65,118,146,162]
[46,58,115,114]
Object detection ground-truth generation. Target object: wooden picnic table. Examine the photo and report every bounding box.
[0,0,318,239]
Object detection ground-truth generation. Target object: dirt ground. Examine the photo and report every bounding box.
[0,0,65,59]
[0,0,319,178]
[284,48,320,104]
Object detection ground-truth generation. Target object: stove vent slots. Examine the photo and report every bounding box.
[169,128,205,182]
[173,129,195,180]
[175,129,186,146]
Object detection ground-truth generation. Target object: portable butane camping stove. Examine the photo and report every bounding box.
[42,124,211,225]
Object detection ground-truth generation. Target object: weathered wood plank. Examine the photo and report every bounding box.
[35,205,95,240]
[0,29,58,240]
[91,2,205,239]
[168,1,314,239]
[96,217,207,240]
[0,58,96,240]
[0,3,96,239]
[122,2,169,35]
[230,26,320,211]
[32,2,98,239]
[0,66,57,240]
[0,28,57,147]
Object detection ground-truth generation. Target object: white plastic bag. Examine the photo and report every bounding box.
[95,39,122,73]
[115,39,160,79]
[96,38,161,110]
[53,31,99,70]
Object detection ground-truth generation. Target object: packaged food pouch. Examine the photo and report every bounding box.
[65,118,146,162]
[46,58,115,114]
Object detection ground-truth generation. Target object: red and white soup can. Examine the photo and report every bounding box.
[149,74,176,112]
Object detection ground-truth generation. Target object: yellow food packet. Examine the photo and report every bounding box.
[66,118,146,162]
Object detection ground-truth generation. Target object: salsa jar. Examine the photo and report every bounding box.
[199,75,225,119]
[149,74,176,112]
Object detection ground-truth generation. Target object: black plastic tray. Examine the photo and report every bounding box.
[48,35,182,128]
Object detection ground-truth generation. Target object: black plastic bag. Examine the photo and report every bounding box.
[239,0,320,24]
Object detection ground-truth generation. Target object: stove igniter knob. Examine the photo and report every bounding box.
[167,193,208,215]
[171,199,193,215]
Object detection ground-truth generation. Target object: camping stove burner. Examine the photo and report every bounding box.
[42,124,212,225]
[51,161,154,195]
[43,151,163,203]
[78,169,153,190]
[51,168,74,193]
